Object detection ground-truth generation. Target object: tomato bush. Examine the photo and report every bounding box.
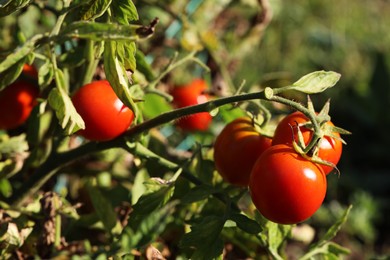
[72,80,134,141]
[0,1,355,259]
[171,79,212,131]
[0,65,39,130]
[249,144,327,224]
[272,111,343,174]
[214,117,272,186]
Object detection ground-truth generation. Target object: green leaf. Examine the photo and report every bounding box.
[0,59,26,91]
[128,180,175,229]
[103,40,138,116]
[180,184,215,204]
[38,59,54,89]
[122,201,177,249]
[60,21,141,41]
[274,71,341,95]
[0,178,12,198]
[312,205,352,249]
[180,216,225,259]
[327,241,351,255]
[300,241,351,260]
[267,222,292,257]
[80,0,112,21]
[116,41,137,72]
[86,181,118,233]
[229,213,262,235]
[290,71,341,94]
[135,50,155,81]
[0,34,42,74]
[0,134,28,155]
[110,0,138,25]
[0,0,32,17]
[131,169,149,205]
[48,69,85,135]
[142,93,171,119]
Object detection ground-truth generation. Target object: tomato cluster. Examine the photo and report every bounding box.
[214,117,272,187]
[0,65,39,130]
[171,79,212,131]
[72,80,134,141]
[214,111,343,224]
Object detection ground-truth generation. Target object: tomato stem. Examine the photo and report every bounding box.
[265,92,322,154]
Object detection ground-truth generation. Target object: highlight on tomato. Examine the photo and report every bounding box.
[214,117,272,187]
[72,80,134,141]
[171,78,212,131]
[272,111,343,174]
[0,64,39,130]
[249,144,327,224]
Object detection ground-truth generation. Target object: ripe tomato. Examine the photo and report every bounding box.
[249,144,327,224]
[0,65,39,130]
[272,111,342,174]
[72,80,134,141]
[171,79,212,131]
[214,117,272,186]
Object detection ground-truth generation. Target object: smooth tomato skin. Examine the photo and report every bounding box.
[272,111,342,174]
[0,66,39,130]
[171,79,212,131]
[214,117,272,186]
[72,80,134,141]
[249,144,327,224]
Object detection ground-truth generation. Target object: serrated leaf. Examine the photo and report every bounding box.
[110,0,138,25]
[103,41,138,117]
[180,216,225,259]
[229,213,262,234]
[80,0,112,21]
[0,0,32,17]
[288,71,341,94]
[48,69,85,135]
[86,182,117,233]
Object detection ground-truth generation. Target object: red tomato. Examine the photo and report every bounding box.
[272,111,342,174]
[72,80,134,141]
[171,79,212,131]
[249,144,327,224]
[214,117,272,186]
[0,65,39,130]
[22,64,38,78]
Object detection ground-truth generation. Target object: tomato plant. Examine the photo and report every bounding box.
[272,111,343,174]
[0,65,39,130]
[171,79,212,131]
[72,80,134,141]
[0,1,355,259]
[214,117,272,186]
[249,144,327,224]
